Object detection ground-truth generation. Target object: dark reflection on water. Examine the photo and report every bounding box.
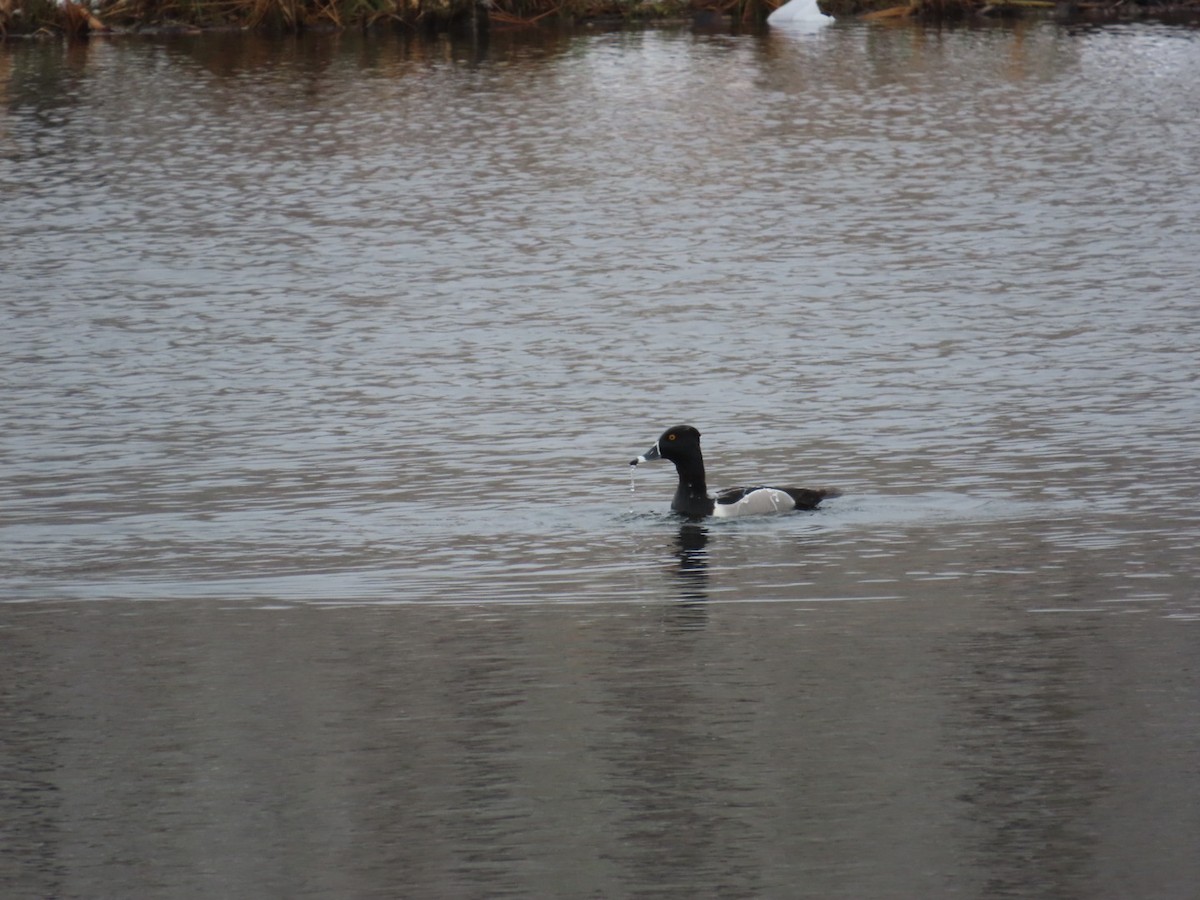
[4,19,1200,900]
[947,626,1106,900]
[5,600,1199,898]
[671,524,710,615]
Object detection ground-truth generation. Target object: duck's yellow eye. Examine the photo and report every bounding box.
[667,434,676,441]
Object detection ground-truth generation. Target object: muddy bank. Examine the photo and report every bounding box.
[2,0,1198,37]
[830,0,1200,22]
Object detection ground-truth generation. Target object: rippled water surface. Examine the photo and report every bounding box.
[3,20,1200,899]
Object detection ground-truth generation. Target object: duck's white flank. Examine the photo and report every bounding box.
[711,488,796,518]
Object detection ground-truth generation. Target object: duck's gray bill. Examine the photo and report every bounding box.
[630,443,661,466]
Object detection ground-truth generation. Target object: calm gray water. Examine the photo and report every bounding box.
[3,20,1200,899]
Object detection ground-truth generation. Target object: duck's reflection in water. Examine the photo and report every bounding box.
[667,523,710,629]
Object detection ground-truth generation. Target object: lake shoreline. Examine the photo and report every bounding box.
[4,0,1199,39]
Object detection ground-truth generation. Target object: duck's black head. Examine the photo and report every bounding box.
[630,425,704,468]
[631,425,711,517]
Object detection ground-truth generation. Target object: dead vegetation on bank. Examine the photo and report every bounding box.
[1,0,1196,37]
[9,0,620,34]
[834,0,1198,19]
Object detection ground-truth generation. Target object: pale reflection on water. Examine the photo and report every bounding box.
[3,21,1200,899]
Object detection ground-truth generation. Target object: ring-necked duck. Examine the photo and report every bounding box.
[630,425,839,519]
